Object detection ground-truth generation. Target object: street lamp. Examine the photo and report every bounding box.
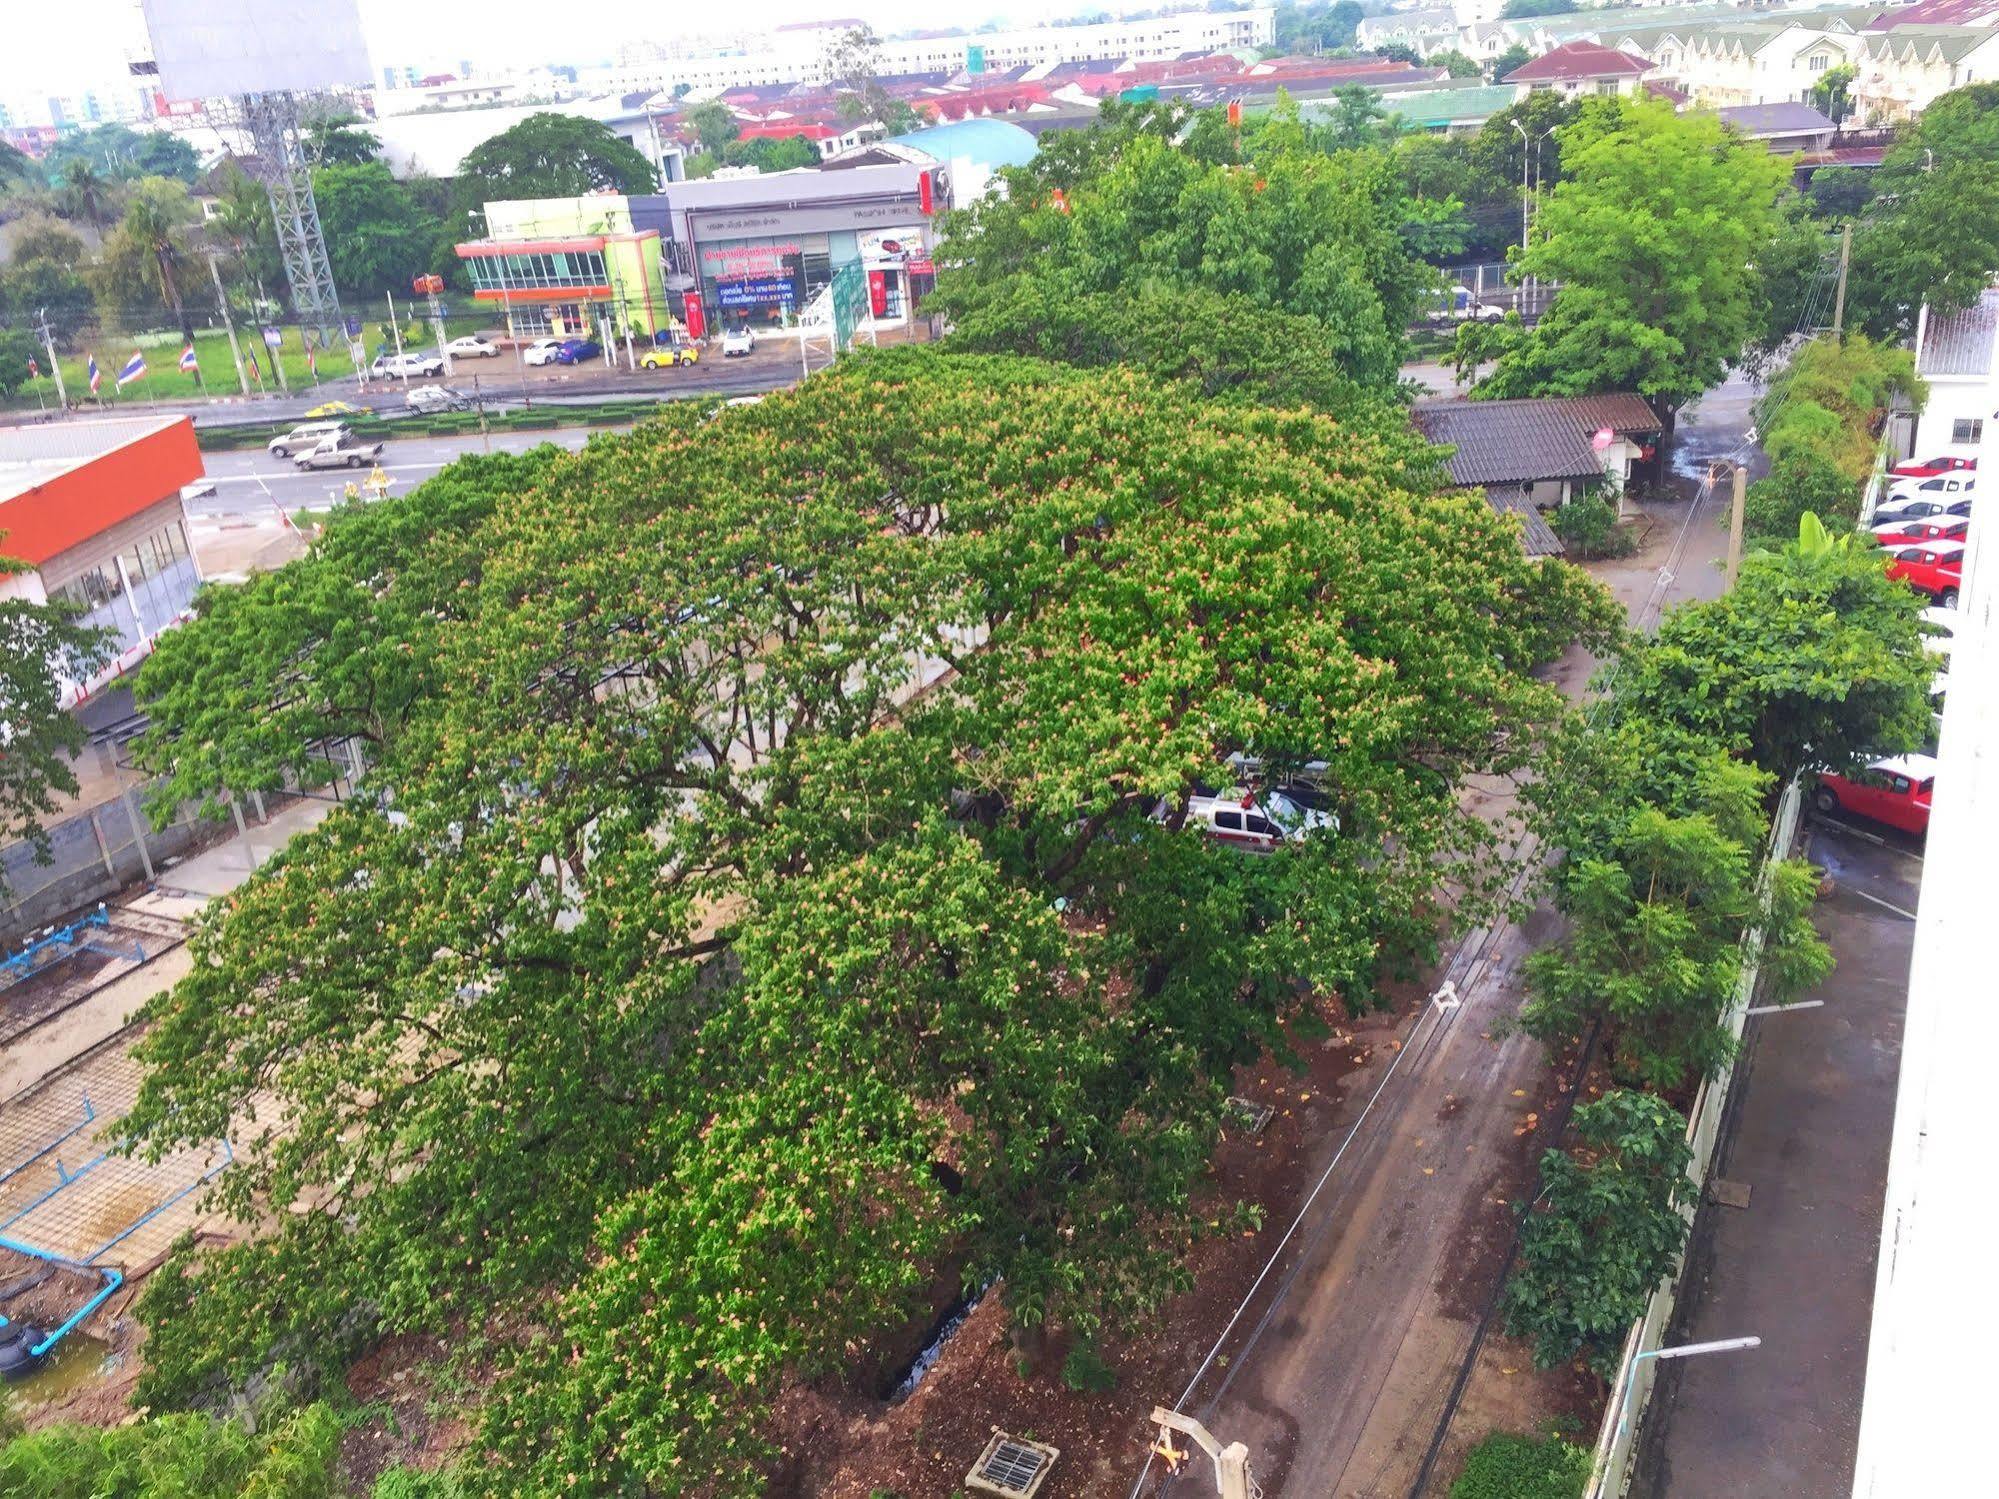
[1616,1335,1763,1441]
[1510,119,1557,312]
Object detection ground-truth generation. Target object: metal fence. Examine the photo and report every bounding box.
[1585,776,1806,1498]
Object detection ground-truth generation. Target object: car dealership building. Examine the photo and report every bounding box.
[456,157,948,343]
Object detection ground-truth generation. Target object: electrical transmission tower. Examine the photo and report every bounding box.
[241,91,344,351]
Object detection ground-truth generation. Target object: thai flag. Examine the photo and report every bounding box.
[87,354,101,395]
[179,343,198,374]
[116,351,146,388]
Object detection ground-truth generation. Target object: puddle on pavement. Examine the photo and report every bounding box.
[2,1332,118,1414]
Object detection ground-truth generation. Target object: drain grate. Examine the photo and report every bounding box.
[966,1432,1060,1497]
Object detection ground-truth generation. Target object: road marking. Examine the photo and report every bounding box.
[1847,886,1919,921]
[1745,1000,1826,1015]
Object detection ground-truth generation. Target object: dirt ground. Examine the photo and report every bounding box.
[765,989,1423,1499]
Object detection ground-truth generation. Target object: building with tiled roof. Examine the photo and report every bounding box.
[1413,393,1663,511]
[1503,40,1654,96]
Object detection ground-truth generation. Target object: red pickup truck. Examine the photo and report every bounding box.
[1884,540,1964,607]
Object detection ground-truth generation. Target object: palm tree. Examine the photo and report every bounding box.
[117,179,199,345]
[54,161,113,229]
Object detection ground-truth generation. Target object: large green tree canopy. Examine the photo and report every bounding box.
[1847,83,1999,339]
[312,161,444,297]
[126,351,1615,1492]
[927,100,1442,391]
[453,112,657,214]
[1465,97,1790,411]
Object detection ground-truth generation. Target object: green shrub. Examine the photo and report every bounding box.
[0,1404,343,1498]
[374,1465,468,1499]
[1060,1340,1118,1393]
[1449,1431,1590,1499]
[1502,1090,1693,1372]
[1551,494,1635,560]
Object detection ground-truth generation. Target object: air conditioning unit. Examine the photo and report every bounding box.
[966,1431,1060,1498]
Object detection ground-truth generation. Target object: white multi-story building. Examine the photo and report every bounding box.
[1910,289,1999,465]
[583,7,1275,98]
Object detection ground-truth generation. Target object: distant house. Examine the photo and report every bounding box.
[1503,41,1654,98]
[1717,100,1838,152]
[1355,8,1462,58]
[1412,394,1665,553]
[1910,288,1998,461]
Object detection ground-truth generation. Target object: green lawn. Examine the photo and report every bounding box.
[6,313,494,410]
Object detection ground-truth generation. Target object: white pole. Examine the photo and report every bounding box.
[387,291,409,382]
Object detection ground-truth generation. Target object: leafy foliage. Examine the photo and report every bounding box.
[1619,524,1933,788]
[0,546,109,873]
[1273,1,1363,54]
[1503,1090,1693,1372]
[88,175,200,335]
[1450,1431,1590,1499]
[453,113,656,216]
[127,351,1611,1490]
[719,135,820,173]
[928,99,1441,392]
[1847,84,1999,339]
[1743,451,1863,540]
[1469,98,1790,411]
[681,100,739,156]
[0,1404,342,1498]
[1548,494,1632,560]
[940,280,1396,422]
[313,163,444,298]
[1523,750,1828,1090]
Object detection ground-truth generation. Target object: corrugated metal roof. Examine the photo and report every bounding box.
[1719,101,1838,137]
[1484,485,1568,558]
[1413,395,1659,487]
[1918,288,1999,378]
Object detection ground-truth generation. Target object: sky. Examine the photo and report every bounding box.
[2,0,1108,99]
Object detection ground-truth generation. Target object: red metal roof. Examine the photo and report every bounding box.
[738,121,839,141]
[1505,41,1652,83]
[0,417,202,568]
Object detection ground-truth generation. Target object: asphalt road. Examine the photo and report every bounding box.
[186,427,614,520]
[1632,819,1918,1499]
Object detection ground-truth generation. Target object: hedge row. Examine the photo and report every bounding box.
[195,399,681,453]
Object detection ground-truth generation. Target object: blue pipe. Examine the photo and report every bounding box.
[0,1232,122,1359]
[27,1271,121,1358]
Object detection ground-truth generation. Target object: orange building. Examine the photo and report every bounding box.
[0,415,207,706]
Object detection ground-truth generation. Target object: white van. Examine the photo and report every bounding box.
[268,421,349,458]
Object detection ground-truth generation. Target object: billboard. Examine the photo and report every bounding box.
[141,0,373,99]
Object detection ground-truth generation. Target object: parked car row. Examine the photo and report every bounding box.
[1818,469,1975,839]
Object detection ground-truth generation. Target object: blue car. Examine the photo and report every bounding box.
[554,338,602,365]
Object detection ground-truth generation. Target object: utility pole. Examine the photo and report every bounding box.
[1725,462,1748,590]
[1833,221,1852,339]
[1511,119,1532,312]
[35,307,69,413]
[204,257,251,395]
